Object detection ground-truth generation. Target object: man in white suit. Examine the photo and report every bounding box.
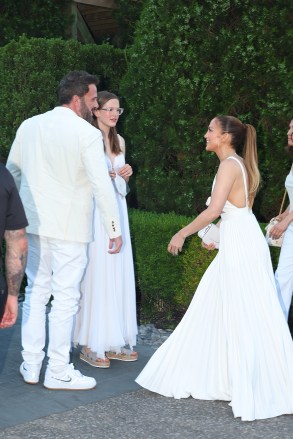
[7,71,122,390]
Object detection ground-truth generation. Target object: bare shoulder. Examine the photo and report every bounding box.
[218,157,238,173]
[221,156,244,173]
[215,158,244,188]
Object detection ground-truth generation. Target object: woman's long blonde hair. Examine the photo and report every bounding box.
[216,115,261,206]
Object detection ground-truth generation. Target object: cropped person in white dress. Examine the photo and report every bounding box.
[269,118,293,320]
[74,91,138,368]
[136,116,293,421]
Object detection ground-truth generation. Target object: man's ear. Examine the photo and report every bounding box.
[72,95,80,104]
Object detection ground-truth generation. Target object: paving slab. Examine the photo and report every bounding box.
[0,309,155,429]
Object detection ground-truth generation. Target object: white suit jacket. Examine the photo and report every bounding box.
[6,107,121,243]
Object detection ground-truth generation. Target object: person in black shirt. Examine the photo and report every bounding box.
[0,164,28,328]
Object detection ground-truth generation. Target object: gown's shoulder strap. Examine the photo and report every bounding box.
[227,156,248,206]
[211,176,216,191]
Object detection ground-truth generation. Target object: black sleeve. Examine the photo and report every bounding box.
[0,165,28,233]
[6,184,28,230]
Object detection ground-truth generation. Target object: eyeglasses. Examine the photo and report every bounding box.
[101,107,124,115]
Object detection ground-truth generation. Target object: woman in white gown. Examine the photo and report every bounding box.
[74,91,138,368]
[136,116,293,421]
[269,118,293,320]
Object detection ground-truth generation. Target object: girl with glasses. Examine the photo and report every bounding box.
[74,91,138,368]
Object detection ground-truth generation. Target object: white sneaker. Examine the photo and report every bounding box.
[43,363,96,390]
[20,361,42,384]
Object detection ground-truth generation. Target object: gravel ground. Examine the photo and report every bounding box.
[0,389,292,439]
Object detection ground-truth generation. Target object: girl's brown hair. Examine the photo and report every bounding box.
[216,115,261,206]
[94,91,121,155]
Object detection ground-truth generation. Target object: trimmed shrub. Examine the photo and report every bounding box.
[121,0,292,221]
[129,209,216,326]
[0,36,126,159]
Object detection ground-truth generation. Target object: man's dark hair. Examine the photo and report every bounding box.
[58,71,98,105]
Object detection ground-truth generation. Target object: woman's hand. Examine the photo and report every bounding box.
[168,231,185,256]
[118,164,133,181]
[201,241,216,251]
[269,218,289,239]
[109,168,116,179]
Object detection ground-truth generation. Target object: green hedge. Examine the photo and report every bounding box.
[129,208,216,326]
[0,36,126,159]
[129,209,281,327]
[0,0,72,47]
[121,0,292,222]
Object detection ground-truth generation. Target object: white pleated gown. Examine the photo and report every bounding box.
[74,153,137,359]
[136,157,293,421]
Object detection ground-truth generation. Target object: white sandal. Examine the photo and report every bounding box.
[106,348,138,362]
[80,348,110,368]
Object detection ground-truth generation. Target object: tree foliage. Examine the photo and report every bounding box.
[121,0,292,220]
[113,0,146,47]
[0,0,72,47]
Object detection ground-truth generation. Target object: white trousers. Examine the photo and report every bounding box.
[275,225,293,320]
[22,234,87,372]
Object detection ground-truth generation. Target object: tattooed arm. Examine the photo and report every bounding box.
[0,228,28,328]
[5,228,27,296]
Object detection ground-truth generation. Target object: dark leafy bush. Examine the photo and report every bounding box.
[113,0,147,47]
[121,0,292,221]
[0,0,72,47]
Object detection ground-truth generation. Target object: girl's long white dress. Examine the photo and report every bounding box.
[74,152,137,358]
[136,157,293,422]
